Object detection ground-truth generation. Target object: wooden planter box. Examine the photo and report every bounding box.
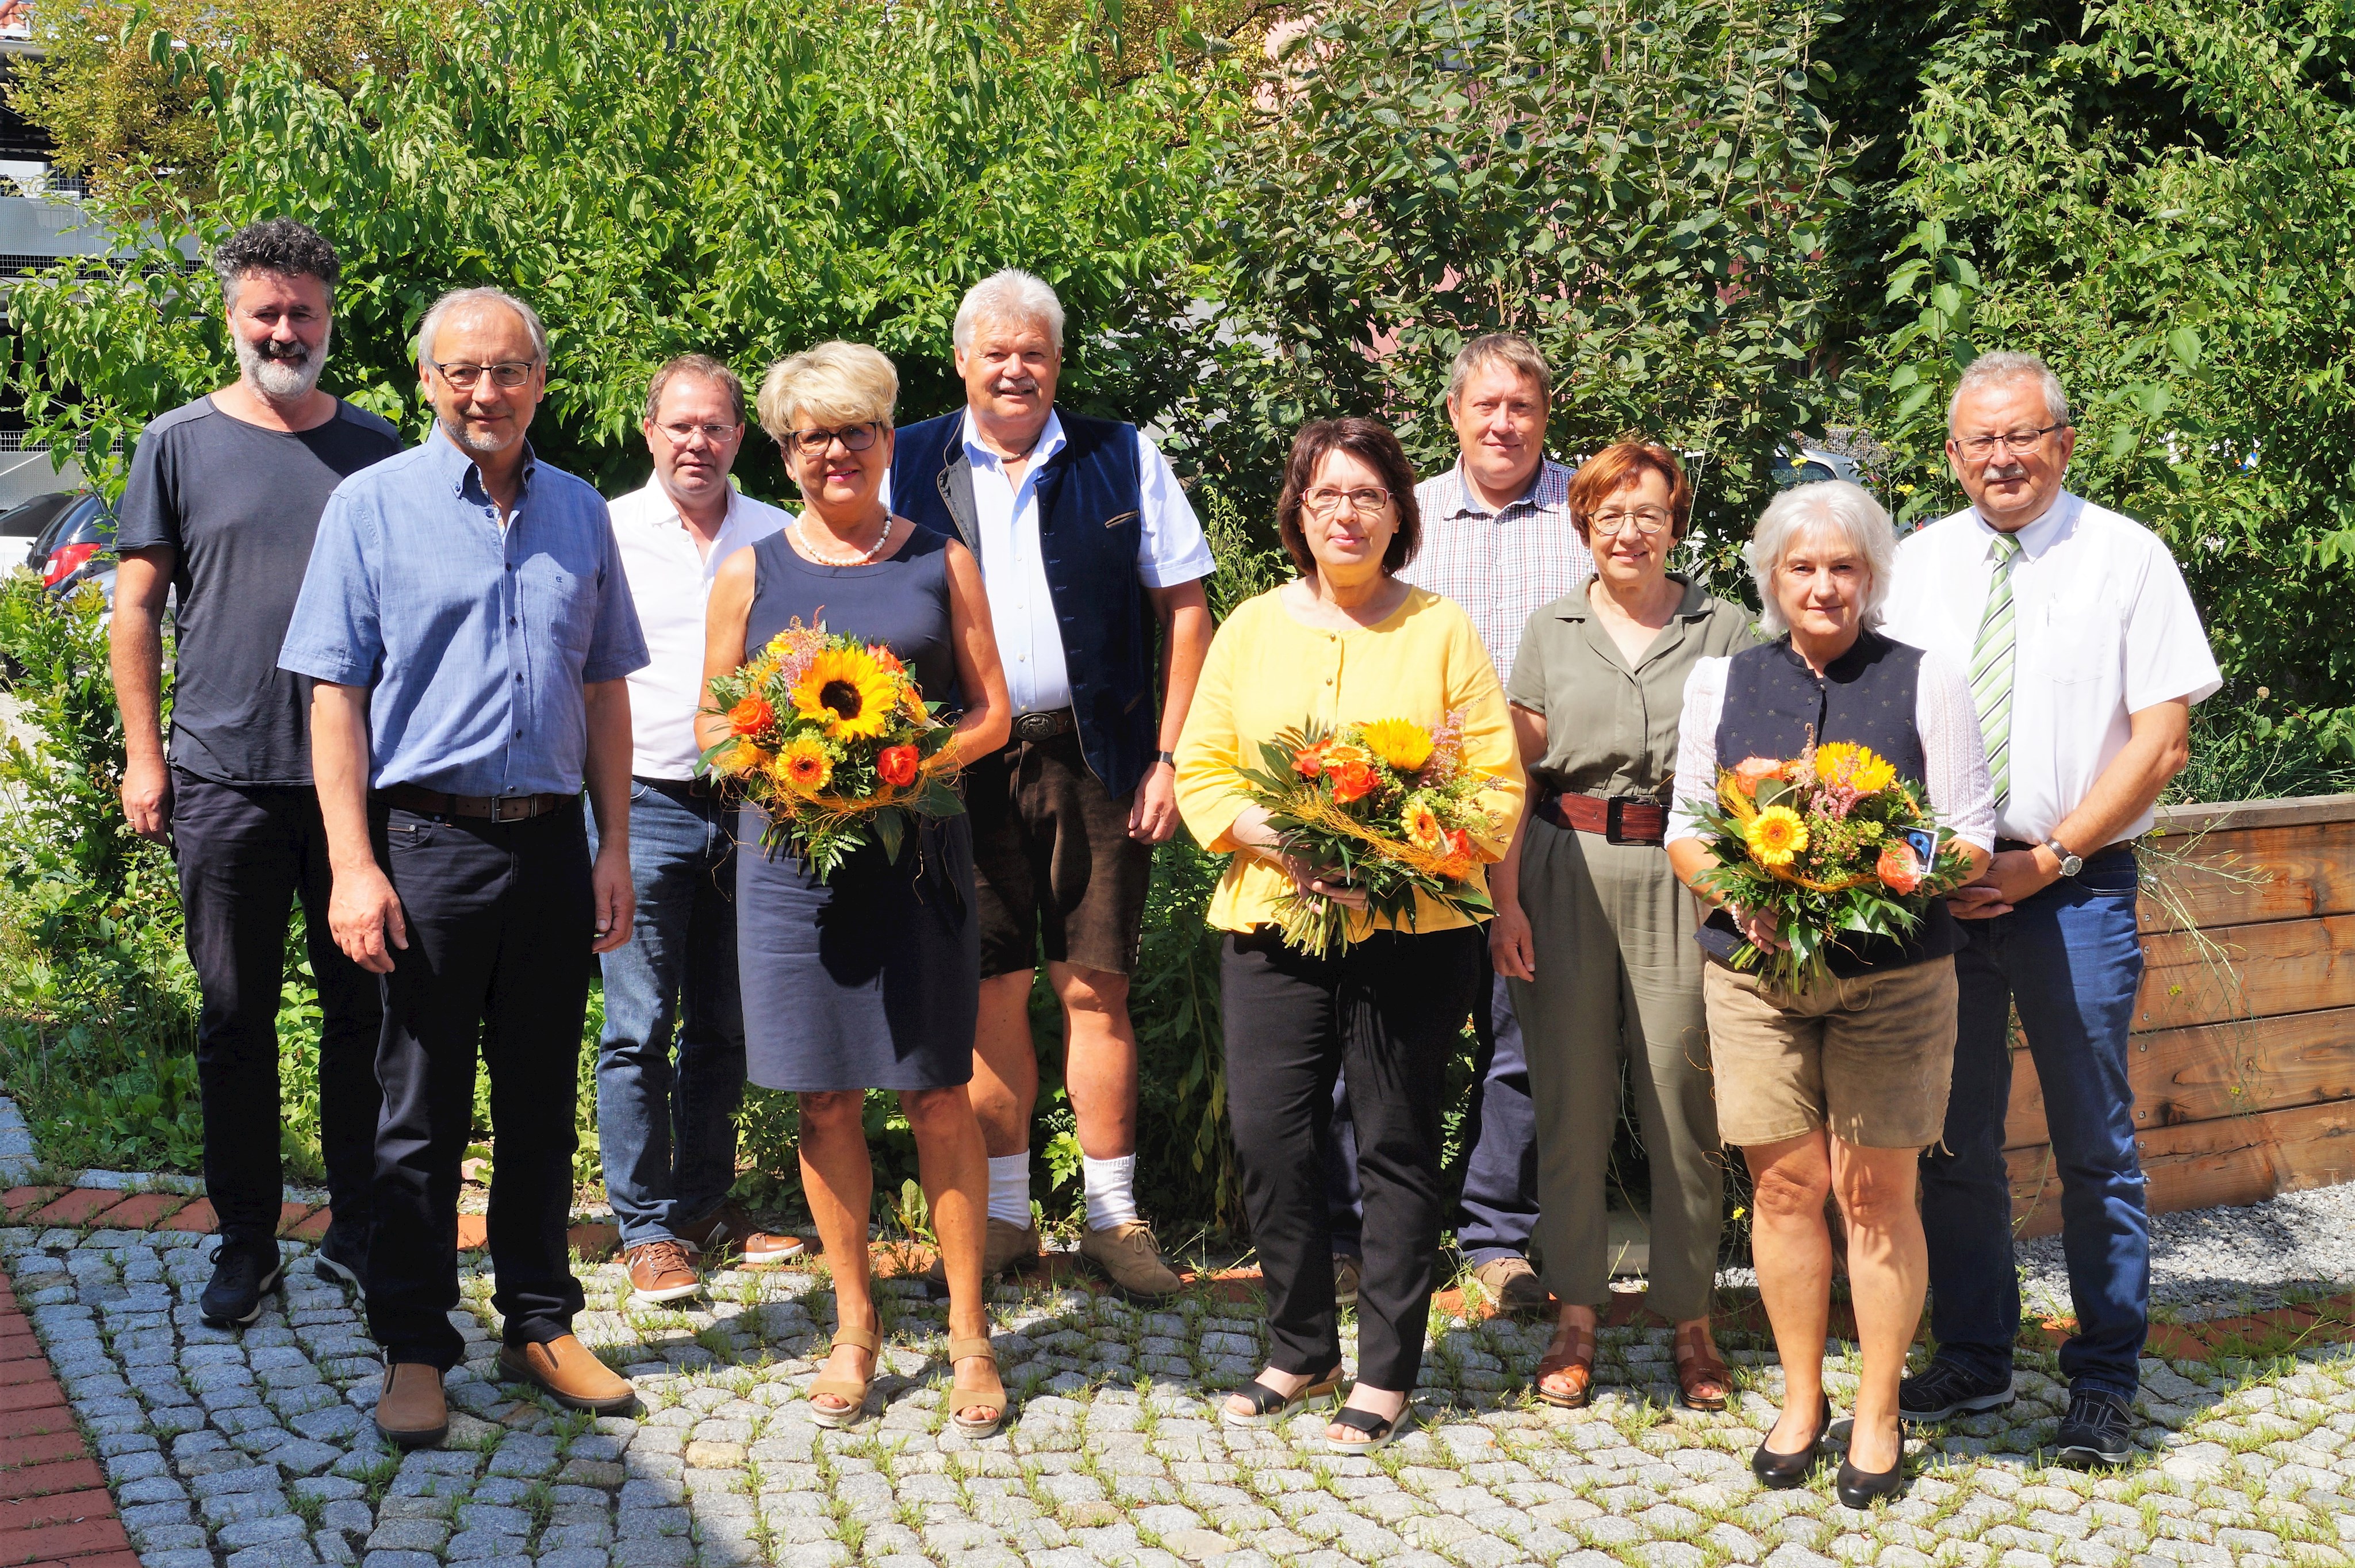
[2005,795,2355,1237]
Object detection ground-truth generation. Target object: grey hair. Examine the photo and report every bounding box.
[953,268,1065,354]
[1947,350,2070,432]
[1746,480,1897,636]
[414,286,549,369]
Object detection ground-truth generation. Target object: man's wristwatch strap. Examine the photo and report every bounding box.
[2042,836,2084,876]
[1155,749,1179,768]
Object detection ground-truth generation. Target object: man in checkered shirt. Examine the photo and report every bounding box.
[1326,333,1591,1317]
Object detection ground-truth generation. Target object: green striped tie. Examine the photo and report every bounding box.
[1970,532,2024,804]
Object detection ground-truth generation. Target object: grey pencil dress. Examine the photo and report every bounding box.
[735,527,979,1092]
[1505,574,1755,1322]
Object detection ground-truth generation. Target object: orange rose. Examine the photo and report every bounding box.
[1329,760,1378,803]
[728,695,775,737]
[1732,756,1786,796]
[877,744,919,788]
[1876,840,1923,895]
[1292,741,1330,779]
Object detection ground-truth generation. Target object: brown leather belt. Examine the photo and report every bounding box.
[1537,791,1669,845]
[1010,707,1076,742]
[383,784,572,823]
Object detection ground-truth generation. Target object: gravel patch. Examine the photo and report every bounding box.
[2020,1182,2355,1320]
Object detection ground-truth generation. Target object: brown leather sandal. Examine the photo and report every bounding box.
[1674,1321,1731,1412]
[1533,1318,1595,1409]
[947,1335,1006,1439]
[807,1325,877,1429]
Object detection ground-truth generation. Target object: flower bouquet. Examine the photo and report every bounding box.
[699,620,964,880]
[1228,711,1509,957]
[1690,741,1974,989]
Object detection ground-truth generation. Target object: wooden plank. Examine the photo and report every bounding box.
[2004,1006,2355,1151]
[2007,1097,2355,1239]
[2138,821,2355,933]
[2149,795,2355,835]
[2132,914,2355,1034]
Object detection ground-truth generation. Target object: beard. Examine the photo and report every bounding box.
[236,327,329,400]
[438,417,515,457]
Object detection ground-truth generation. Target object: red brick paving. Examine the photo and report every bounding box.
[0,1191,61,1222]
[23,1192,121,1228]
[0,1460,101,1504]
[273,1202,319,1239]
[287,1206,334,1243]
[155,1197,218,1235]
[89,1194,182,1231]
[0,1250,126,1568]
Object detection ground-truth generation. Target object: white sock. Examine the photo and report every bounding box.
[988,1153,1032,1228]
[1083,1154,1140,1232]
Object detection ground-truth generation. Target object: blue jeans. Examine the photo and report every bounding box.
[593,783,746,1250]
[1919,846,2149,1398]
[1329,957,1537,1267]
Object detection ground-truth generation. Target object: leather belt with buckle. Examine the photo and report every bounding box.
[1010,708,1076,743]
[382,784,572,823]
[635,773,726,801]
[1537,790,1669,845]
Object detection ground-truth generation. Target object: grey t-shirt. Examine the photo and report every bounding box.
[113,395,403,785]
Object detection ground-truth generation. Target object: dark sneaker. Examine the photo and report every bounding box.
[314,1222,368,1302]
[2054,1386,2135,1468]
[200,1238,286,1328]
[1898,1359,2015,1423]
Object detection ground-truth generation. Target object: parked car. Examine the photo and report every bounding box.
[1772,446,1866,489]
[12,489,117,599]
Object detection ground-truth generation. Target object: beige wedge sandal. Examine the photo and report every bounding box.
[807,1325,877,1429]
[947,1335,1006,1440]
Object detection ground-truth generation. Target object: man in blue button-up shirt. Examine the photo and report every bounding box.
[281,286,648,1444]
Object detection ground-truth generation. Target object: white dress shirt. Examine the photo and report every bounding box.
[1881,490,2221,845]
[608,477,792,779]
[1664,645,1997,853]
[910,408,1214,716]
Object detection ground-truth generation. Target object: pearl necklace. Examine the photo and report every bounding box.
[797,516,894,566]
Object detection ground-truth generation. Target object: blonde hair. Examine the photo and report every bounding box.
[757,342,899,440]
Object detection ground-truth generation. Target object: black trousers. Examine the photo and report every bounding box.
[1222,924,1482,1392]
[366,801,593,1368]
[172,770,382,1247]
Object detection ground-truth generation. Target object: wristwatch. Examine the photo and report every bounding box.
[2042,837,2083,877]
[1155,749,1179,768]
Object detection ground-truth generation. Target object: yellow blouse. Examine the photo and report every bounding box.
[1174,584,1526,936]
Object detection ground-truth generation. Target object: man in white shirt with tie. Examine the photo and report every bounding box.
[601,356,801,1304]
[1882,351,2220,1468]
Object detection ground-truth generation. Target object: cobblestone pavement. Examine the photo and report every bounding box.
[9,1220,2355,1568]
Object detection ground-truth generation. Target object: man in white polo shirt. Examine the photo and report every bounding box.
[1882,351,2220,1468]
[601,355,801,1304]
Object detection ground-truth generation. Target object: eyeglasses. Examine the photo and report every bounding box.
[1590,506,1674,537]
[428,359,538,390]
[655,420,741,445]
[787,422,881,455]
[1302,486,1390,517]
[1954,423,2063,459]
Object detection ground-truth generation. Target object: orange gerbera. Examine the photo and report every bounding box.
[1404,796,1446,851]
[726,741,772,776]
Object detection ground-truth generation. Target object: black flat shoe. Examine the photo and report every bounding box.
[1836,1452,1907,1507]
[1751,1394,1832,1489]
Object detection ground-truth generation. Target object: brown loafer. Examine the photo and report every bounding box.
[923,1217,1040,1288]
[624,1239,703,1306]
[1080,1220,1183,1303]
[1471,1256,1551,1318]
[374,1362,448,1448]
[497,1334,636,1413]
[676,1203,805,1268]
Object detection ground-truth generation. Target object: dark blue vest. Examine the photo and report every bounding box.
[891,409,1154,798]
[1699,630,1962,977]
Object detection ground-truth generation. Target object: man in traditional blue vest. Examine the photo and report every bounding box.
[889,269,1215,1301]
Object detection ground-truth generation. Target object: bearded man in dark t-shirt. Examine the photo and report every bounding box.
[110,218,403,1329]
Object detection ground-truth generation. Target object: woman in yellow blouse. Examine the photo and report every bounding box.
[1176,417,1524,1455]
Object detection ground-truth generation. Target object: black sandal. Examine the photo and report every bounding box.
[1221,1363,1344,1427]
[1326,1401,1413,1455]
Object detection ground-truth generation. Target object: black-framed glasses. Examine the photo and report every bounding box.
[787,421,881,455]
[429,359,538,390]
[655,420,741,444]
[1954,423,2063,459]
[1302,485,1390,517]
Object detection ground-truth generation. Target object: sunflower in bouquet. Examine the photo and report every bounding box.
[1691,740,1975,989]
[1229,710,1510,957]
[699,620,964,880]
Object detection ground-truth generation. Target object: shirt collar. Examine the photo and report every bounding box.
[1970,488,2079,561]
[959,406,1066,473]
[1446,455,1562,520]
[624,474,743,538]
[425,420,537,506]
[1550,572,1711,621]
